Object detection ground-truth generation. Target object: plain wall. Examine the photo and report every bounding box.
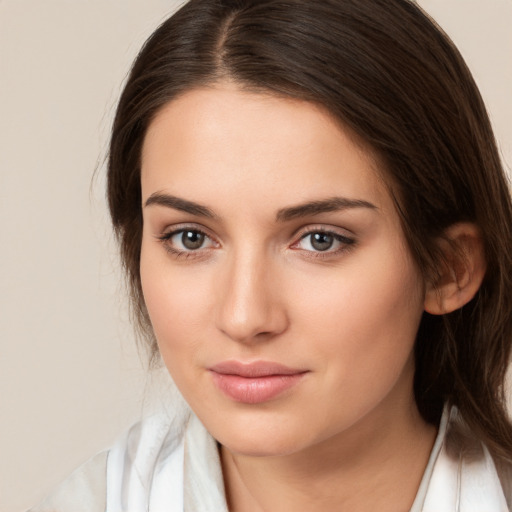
[1,1,510,510]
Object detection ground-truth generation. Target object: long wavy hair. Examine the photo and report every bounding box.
[107,0,512,460]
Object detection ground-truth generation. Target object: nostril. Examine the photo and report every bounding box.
[255,331,273,338]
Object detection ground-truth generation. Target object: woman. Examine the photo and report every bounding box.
[31,0,512,510]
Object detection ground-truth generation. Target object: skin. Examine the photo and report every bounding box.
[139,83,437,511]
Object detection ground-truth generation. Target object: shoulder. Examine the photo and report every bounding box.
[28,450,108,512]
[493,455,512,509]
[443,407,512,509]
[106,410,227,511]
[105,411,190,510]
[28,409,189,512]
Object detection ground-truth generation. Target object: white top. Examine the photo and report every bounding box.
[31,406,511,511]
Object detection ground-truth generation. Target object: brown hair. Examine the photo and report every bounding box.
[107,0,512,459]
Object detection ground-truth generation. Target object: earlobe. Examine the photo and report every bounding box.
[424,223,486,315]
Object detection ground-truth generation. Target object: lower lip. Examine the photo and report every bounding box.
[210,372,305,404]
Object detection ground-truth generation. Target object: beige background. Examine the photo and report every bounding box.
[1,1,511,510]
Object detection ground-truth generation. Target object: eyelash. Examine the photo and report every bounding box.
[156,226,355,260]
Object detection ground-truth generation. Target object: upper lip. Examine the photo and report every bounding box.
[209,360,308,378]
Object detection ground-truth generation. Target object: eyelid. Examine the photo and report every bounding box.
[292,224,355,241]
[158,222,218,241]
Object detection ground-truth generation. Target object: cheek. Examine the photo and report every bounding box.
[293,249,424,379]
[139,246,215,360]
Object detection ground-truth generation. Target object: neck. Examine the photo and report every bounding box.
[220,393,437,512]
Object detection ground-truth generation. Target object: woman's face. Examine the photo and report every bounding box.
[140,84,427,456]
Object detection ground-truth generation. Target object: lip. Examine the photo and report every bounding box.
[209,361,308,404]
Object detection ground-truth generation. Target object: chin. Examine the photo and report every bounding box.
[221,435,301,458]
[210,414,317,458]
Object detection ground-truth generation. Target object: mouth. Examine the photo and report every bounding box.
[208,360,309,404]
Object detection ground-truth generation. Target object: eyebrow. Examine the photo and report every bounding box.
[275,197,377,222]
[144,193,217,218]
[144,192,376,221]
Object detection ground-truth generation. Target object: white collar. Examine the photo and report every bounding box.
[106,406,508,511]
[415,406,509,511]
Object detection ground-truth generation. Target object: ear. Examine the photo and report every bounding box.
[424,223,486,315]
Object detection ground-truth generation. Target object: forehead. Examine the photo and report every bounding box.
[141,84,391,215]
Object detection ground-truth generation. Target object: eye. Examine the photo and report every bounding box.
[159,228,217,253]
[177,230,207,250]
[294,230,354,253]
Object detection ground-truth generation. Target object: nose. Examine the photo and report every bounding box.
[215,249,289,344]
